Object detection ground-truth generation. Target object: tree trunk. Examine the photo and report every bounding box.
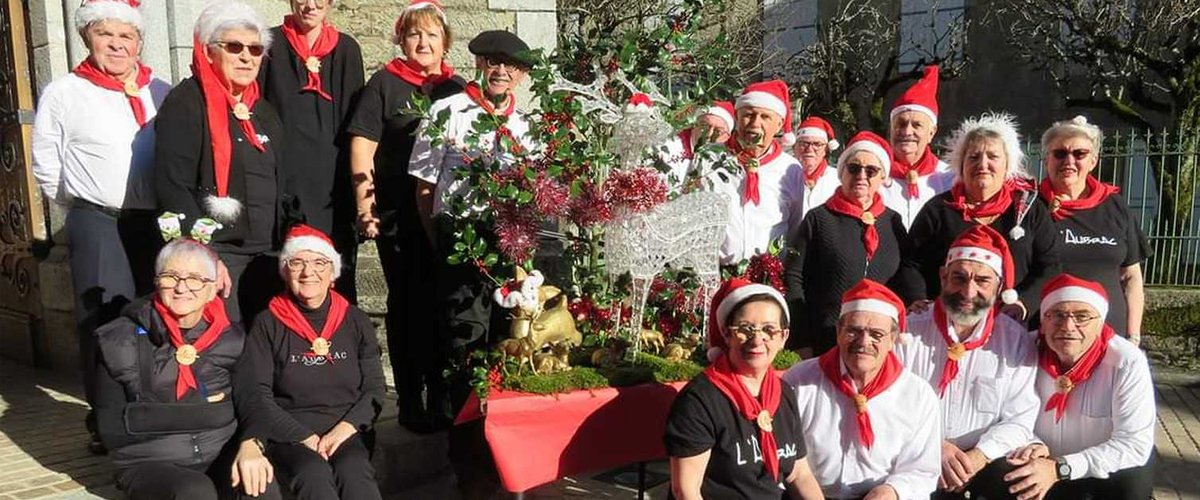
[1149,90,1199,284]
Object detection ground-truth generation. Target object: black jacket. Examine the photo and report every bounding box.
[93,298,246,470]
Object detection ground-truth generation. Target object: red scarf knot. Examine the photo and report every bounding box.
[281,15,340,102]
[1038,325,1115,422]
[804,159,829,188]
[73,59,154,127]
[732,141,782,206]
[464,82,522,154]
[890,147,939,199]
[268,291,350,361]
[703,354,783,480]
[946,177,1032,222]
[818,349,904,449]
[1038,176,1120,221]
[153,298,231,400]
[933,300,996,396]
[824,190,886,260]
[385,58,456,93]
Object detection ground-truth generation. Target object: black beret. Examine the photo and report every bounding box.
[468,30,534,67]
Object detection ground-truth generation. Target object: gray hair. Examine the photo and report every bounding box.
[155,240,220,280]
[1041,115,1103,153]
[194,1,272,50]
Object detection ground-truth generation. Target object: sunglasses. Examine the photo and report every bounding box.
[212,41,265,57]
[845,163,881,178]
[1051,148,1091,161]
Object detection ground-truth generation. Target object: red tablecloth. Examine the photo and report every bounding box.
[455,381,687,492]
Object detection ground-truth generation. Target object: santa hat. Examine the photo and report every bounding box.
[735,79,795,146]
[395,0,446,39]
[890,65,940,126]
[840,279,910,342]
[706,278,790,361]
[945,225,1019,305]
[698,101,736,133]
[75,0,142,33]
[279,224,342,279]
[1040,274,1109,321]
[836,131,893,178]
[796,116,839,150]
[493,269,544,312]
[626,92,654,112]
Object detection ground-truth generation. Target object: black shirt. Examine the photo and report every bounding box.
[344,69,464,238]
[236,295,386,442]
[895,190,1062,321]
[1051,195,1150,334]
[664,374,806,499]
[259,28,365,237]
[785,206,907,352]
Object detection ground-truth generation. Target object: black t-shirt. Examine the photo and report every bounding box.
[1052,195,1150,334]
[344,70,464,237]
[664,374,805,499]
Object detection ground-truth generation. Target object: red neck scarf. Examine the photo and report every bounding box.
[731,140,783,206]
[945,178,1031,222]
[678,129,695,160]
[153,298,231,400]
[268,291,350,359]
[824,190,887,260]
[281,15,340,101]
[73,59,153,127]
[192,36,265,198]
[932,299,996,396]
[804,159,829,188]
[890,147,940,198]
[703,354,783,480]
[818,349,904,449]
[464,81,515,116]
[384,58,455,93]
[1038,326,1115,422]
[1038,176,1120,221]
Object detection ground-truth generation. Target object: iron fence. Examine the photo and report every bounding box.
[1020,129,1200,287]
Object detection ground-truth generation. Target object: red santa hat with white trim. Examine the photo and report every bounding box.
[699,101,736,132]
[945,225,1019,305]
[707,277,790,361]
[837,131,893,177]
[75,0,143,33]
[839,279,910,342]
[279,224,342,279]
[890,65,940,126]
[796,116,839,150]
[735,79,796,146]
[1040,274,1109,321]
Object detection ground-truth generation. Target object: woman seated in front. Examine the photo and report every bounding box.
[236,224,386,499]
[664,278,824,499]
[93,237,275,499]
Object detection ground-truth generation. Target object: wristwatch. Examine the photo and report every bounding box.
[1054,456,1071,481]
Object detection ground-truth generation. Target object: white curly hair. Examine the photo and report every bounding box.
[1040,115,1104,153]
[945,112,1030,183]
[194,1,272,51]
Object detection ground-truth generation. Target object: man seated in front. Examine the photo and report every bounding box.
[784,279,940,499]
[1002,274,1155,500]
[895,225,1039,499]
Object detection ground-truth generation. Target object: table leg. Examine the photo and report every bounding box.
[638,461,646,500]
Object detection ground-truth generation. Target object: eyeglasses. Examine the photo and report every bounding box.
[795,141,826,150]
[839,326,891,343]
[211,41,265,57]
[845,163,881,179]
[1044,310,1099,327]
[157,273,214,292]
[1050,148,1091,161]
[285,258,332,272]
[483,56,527,71]
[728,323,786,342]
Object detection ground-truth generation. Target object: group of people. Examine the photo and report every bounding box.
[29,0,1156,497]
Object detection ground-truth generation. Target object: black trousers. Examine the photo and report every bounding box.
[66,205,158,411]
[218,251,283,325]
[932,453,1156,500]
[117,450,282,500]
[267,435,381,500]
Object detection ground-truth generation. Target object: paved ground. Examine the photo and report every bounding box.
[1,357,1197,499]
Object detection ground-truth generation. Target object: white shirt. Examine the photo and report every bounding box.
[32,72,170,210]
[408,92,534,215]
[703,148,805,264]
[1033,335,1155,480]
[784,357,941,500]
[658,130,693,194]
[895,307,1040,459]
[800,163,840,221]
[880,160,954,229]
